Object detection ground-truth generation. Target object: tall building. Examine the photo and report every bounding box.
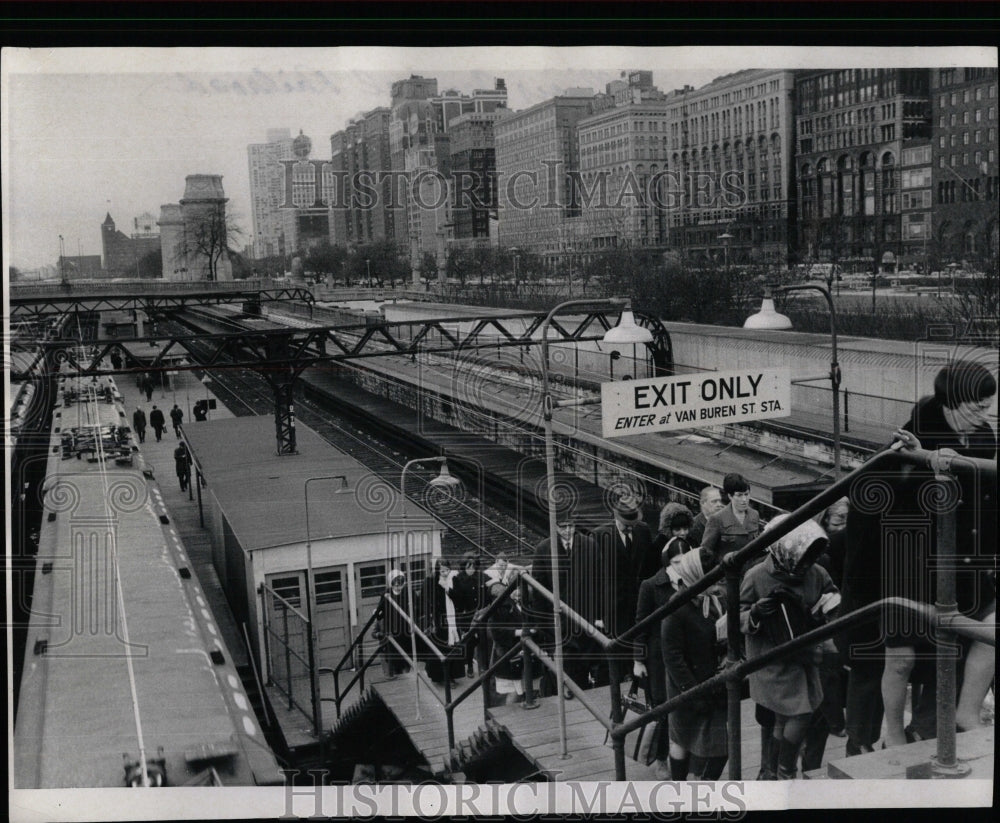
[930,67,999,266]
[101,213,161,278]
[448,110,504,242]
[665,69,798,267]
[279,131,333,255]
[494,91,596,264]
[247,128,295,258]
[389,76,507,268]
[794,68,932,273]
[329,108,397,248]
[573,71,671,253]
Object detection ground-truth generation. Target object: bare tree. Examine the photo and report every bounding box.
[176,206,244,281]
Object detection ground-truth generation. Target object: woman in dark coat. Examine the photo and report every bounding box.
[741,516,840,779]
[417,558,465,684]
[876,361,997,745]
[662,547,729,780]
[487,581,540,704]
[633,536,689,778]
[376,569,412,677]
[650,502,694,559]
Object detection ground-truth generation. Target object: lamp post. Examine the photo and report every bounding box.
[365,258,372,288]
[398,457,462,717]
[745,283,842,474]
[718,232,733,273]
[947,261,960,296]
[541,298,653,758]
[303,474,351,738]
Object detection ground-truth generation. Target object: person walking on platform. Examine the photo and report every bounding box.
[132,407,147,444]
[142,374,154,402]
[174,442,191,491]
[169,404,184,437]
[149,405,166,442]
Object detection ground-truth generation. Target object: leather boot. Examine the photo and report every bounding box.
[756,731,778,780]
[777,738,801,780]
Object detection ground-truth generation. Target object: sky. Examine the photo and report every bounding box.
[2,45,994,271]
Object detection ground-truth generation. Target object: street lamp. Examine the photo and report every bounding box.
[303,474,351,737]
[365,258,372,288]
[745,283,842,474]
[718,232,733,272]
[541,298,653,758]
[398,457,462,717]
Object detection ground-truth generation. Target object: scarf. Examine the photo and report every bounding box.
[765,515,829,580]
[672,549,723,620]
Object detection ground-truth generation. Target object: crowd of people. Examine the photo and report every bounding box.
[373,360,996,779]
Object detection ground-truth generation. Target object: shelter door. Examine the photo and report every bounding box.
[312,564,350,671]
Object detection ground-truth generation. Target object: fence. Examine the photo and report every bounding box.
[260,580,316,727]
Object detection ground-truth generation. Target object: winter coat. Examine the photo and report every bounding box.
[662,598,728,757]
[578,520,653,637]
[132,409,146,432]
[634,567,679,705]
[149,408,166,432]
[740,555,838,717]
[701,503,761,567]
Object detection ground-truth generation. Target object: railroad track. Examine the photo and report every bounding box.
[163,312,542,560]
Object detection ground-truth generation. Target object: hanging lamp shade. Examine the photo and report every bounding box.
[603,307,654,344]
[743,298,792,330]
[428,461,462,488]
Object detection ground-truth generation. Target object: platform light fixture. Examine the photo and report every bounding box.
[744,283,841,474]
[541,298,653,757]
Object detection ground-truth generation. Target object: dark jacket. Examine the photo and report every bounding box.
[149,408,166,431]
[571,521,651,638]
[170,406,183,426]
[635,567,679,705]
[662,597,725,698]
[488,598,524,681]
[528,531,585,626]
[451,570,487,625]
[132,409,146,431]
[689,512,708,548]
[841,396,997,652]
[701,504,761,566]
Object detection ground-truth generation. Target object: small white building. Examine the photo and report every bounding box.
[182,416,443,691]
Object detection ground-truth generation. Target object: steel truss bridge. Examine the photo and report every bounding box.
[10,298,672,457]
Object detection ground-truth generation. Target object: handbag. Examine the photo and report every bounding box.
[604,678,662,765]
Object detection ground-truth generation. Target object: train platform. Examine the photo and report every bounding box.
[15,368,281,788]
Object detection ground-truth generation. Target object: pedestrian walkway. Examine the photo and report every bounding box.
[112,365,246,668]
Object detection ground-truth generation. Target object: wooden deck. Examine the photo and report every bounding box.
[489,688,849,781]
[369,670,492,773]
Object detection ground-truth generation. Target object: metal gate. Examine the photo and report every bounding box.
[261,574,314,723]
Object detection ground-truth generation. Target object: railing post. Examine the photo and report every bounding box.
[930,470,970,777]
[282,604,293,711]
[608,657,627,781]
[843,388,850,433]
[444,666,455,753]
[520,575,539,710]
[477,626,491,717]
[725,561,743,780]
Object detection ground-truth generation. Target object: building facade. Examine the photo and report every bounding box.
[574,72,671,253]
[247,128,295,258]
[101,213,161,278]
[665,69,798,268]
[494,92,596,264]
[795,68,932,274]
[329,108,397,248]
[448,110,504,242]
[930,67,999,267]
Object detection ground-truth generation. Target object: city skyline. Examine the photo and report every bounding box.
[3,45,992,270]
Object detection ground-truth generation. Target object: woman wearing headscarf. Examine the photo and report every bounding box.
[740,516,840,779]
[661,546,729,780]
[375,569,412,678]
